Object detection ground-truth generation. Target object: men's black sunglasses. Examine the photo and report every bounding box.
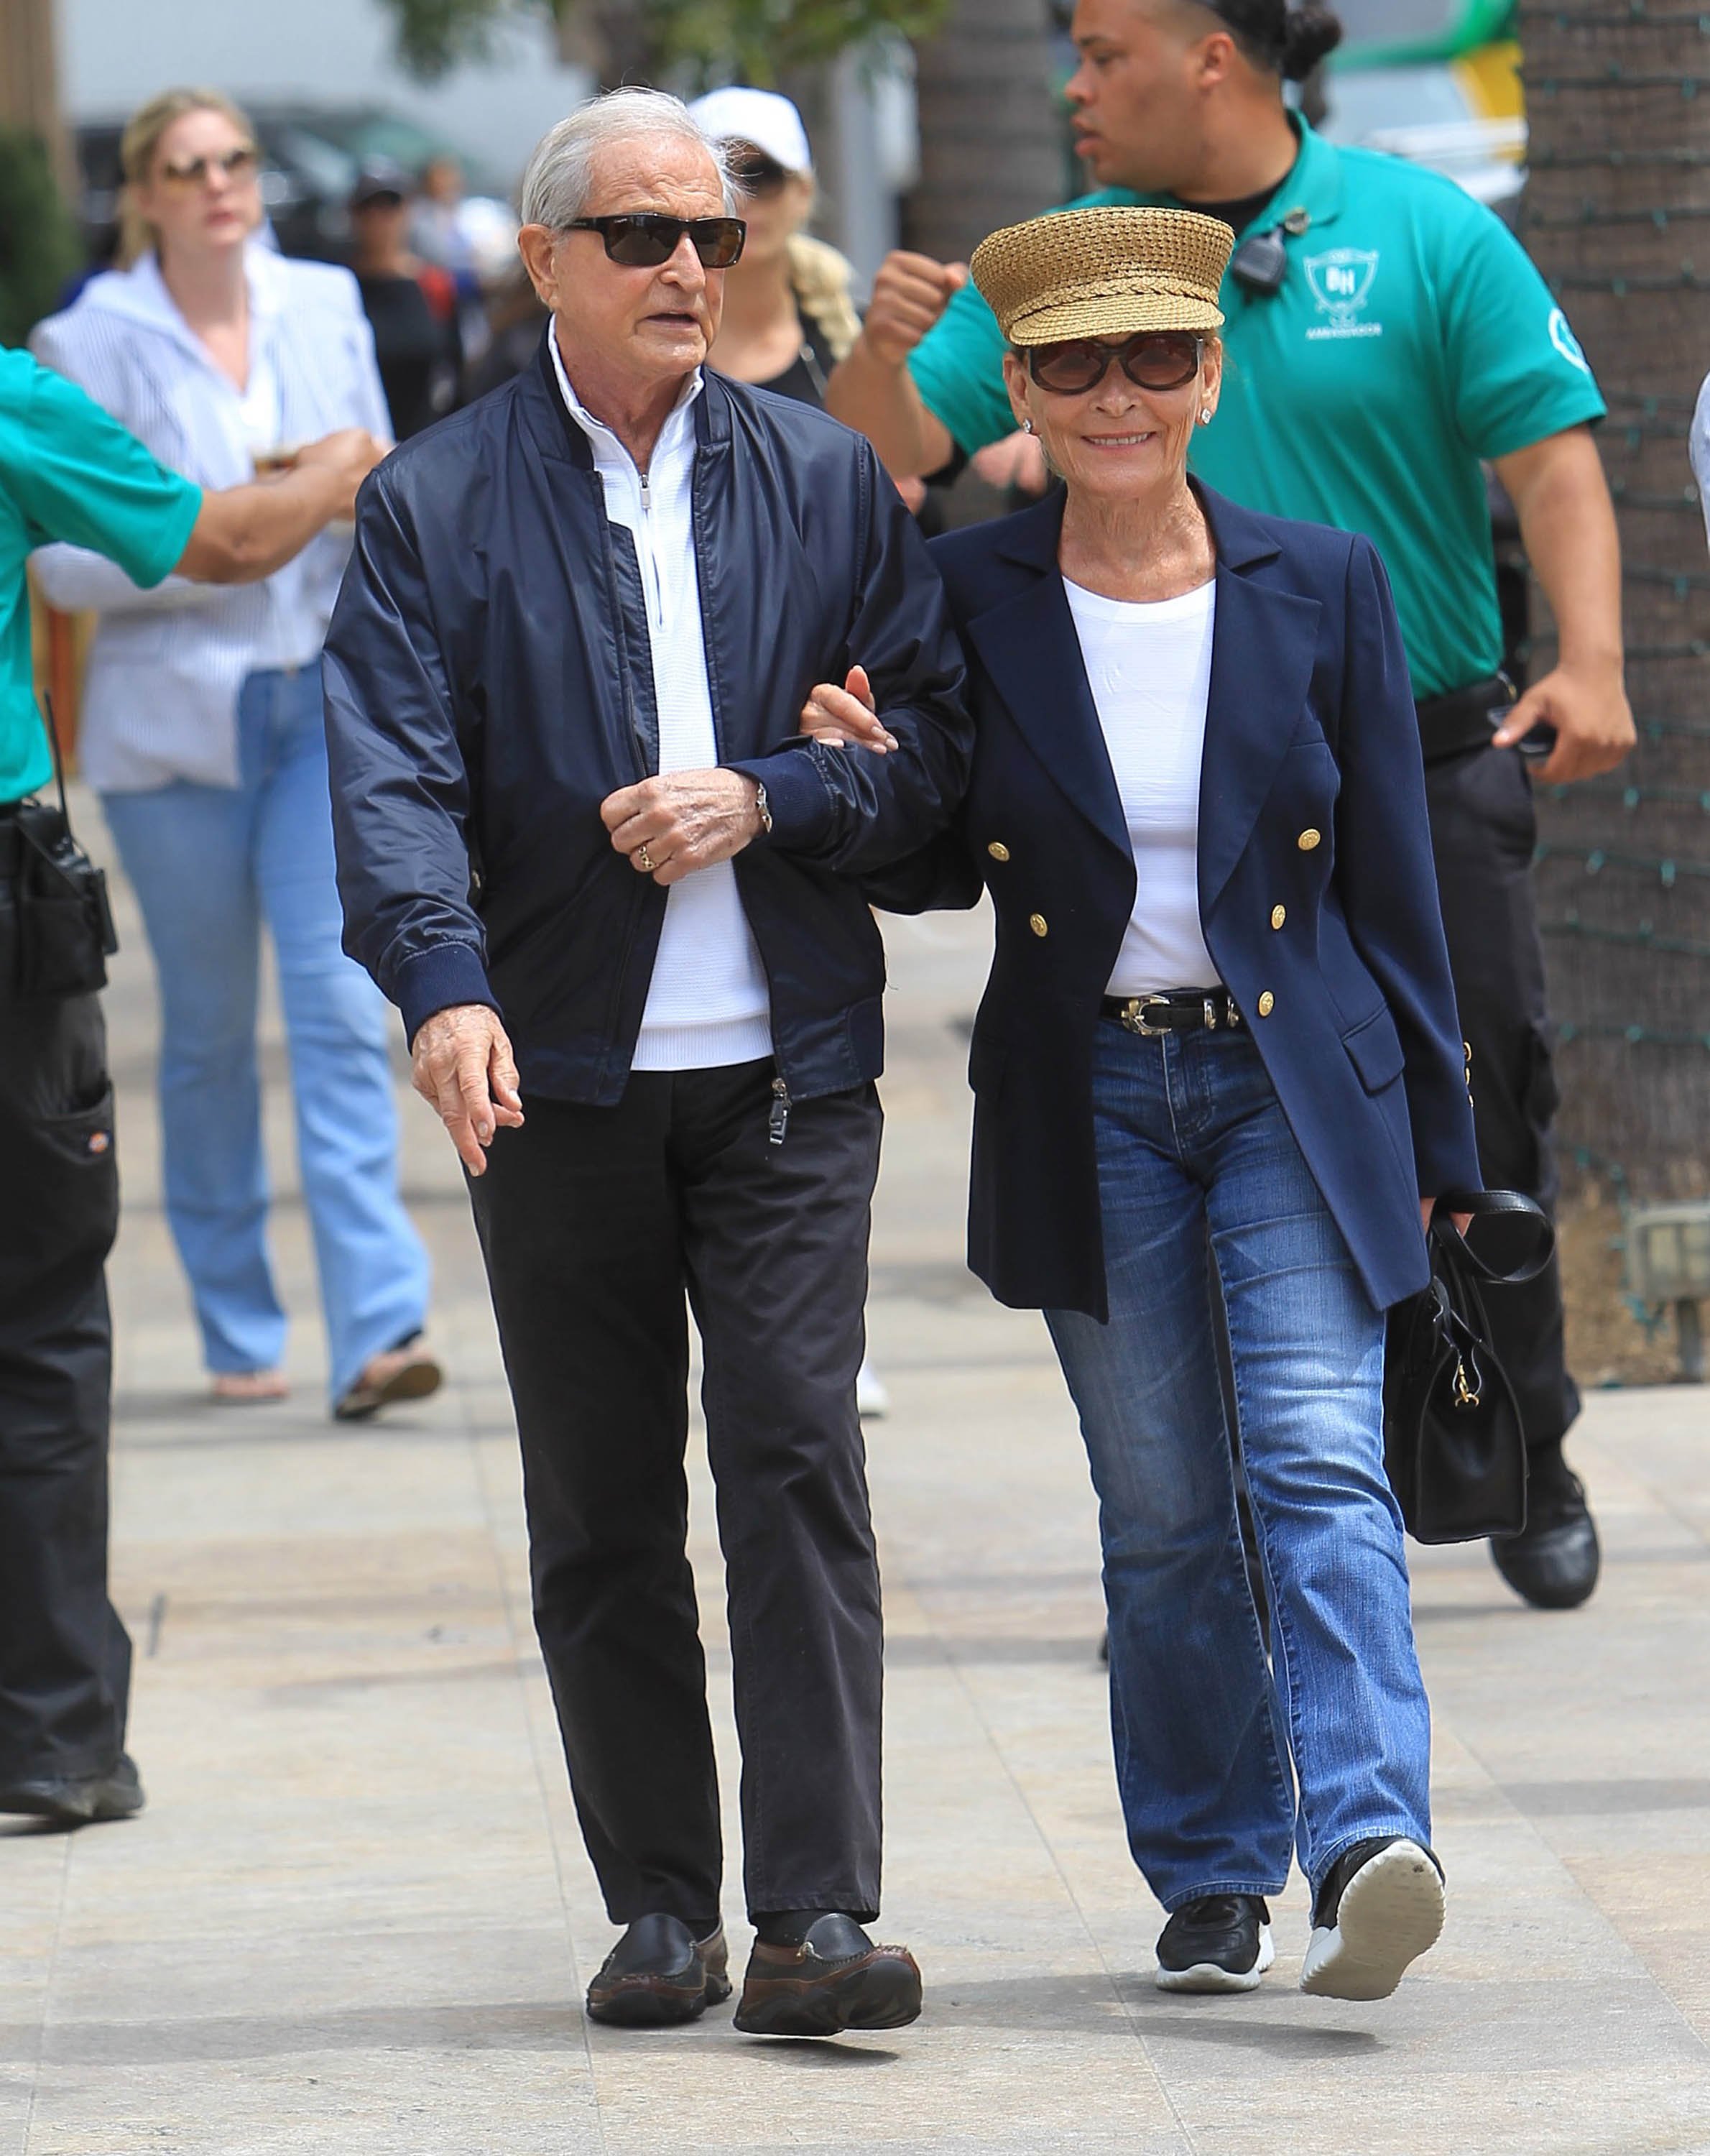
[563,213,747,269]
[1026,331,1204,396]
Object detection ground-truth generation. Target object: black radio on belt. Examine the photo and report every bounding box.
[4,698,119,1000]
[1230,207,1311,297]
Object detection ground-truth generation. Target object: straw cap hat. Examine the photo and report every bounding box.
[971,206,1233,346]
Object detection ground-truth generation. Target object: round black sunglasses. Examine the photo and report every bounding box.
[1026,331,1205,396]
[563,213,747,270]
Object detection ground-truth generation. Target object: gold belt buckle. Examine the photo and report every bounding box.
[1120,997,1174,1038]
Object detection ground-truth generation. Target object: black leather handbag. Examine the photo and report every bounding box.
[1382,1190,1556,1544]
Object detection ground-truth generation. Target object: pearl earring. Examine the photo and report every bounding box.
[1199,407,1213,425]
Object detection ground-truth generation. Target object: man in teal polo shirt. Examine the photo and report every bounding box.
[828,0,1633,1609]
[0,346,382,1826]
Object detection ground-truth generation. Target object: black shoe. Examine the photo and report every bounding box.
[585,1914,731,2027]
[1155,1894,1273,1993]
[734,1913,923,2036]
[1492,1449,1601,1611]
[0,1753,144,1828]
[1301,1837,1444,2000]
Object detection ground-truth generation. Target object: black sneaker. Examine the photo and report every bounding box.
[1492,1449,1600,1610]
[0,1753,144,1828]
[1300,1837,1443,2000]
[1155,1894,1274,1993]
[586,1914,731,2027]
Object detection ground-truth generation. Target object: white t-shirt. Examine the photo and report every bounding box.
[1063,575,1219,999]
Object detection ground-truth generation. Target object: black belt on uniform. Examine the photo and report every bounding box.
[1101,987,1242,1036]
[1414,673,1515,765]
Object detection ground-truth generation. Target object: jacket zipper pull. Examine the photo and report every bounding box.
[768,1077,790,1146]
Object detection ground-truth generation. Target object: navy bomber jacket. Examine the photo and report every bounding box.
[323,334,971,1106]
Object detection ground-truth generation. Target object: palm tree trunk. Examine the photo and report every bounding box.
[1520,2,1710,1197]
[904,0,1063,263]
[0,0,70,195]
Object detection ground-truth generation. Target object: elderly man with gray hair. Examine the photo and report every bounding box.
[323,88,969,2036]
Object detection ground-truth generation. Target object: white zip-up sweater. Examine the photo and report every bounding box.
[550,339,772,1072]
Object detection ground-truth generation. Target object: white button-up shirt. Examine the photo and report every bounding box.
[549,335,772,1071]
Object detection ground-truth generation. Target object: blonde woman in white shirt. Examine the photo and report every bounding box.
[31,89,438,1420]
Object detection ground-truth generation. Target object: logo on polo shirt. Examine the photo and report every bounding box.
[1548,307,1592,375]
[1304,249,1383,341]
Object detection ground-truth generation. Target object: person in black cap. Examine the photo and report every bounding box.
[349,162,462,441]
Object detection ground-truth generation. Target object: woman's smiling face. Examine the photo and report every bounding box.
[1003,332,1222,505]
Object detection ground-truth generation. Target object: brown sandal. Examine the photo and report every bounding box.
[333,1342,443,1422]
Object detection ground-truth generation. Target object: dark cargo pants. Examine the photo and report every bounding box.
[0,833,130,1783]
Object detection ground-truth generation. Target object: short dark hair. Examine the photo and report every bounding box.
[1193,0,1343,80]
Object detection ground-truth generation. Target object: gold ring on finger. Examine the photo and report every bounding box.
[636,843,655,873]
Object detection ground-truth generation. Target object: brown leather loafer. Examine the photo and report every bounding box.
[734,1914,923,2037]
[586,1914,731,2027]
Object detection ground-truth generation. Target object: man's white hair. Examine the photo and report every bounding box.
[519,86,739,228]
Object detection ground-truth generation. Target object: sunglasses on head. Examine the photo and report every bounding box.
[1025,331,1204,396]
[563,212,747,269]
[729,149,790,198]
[157,144,259,189]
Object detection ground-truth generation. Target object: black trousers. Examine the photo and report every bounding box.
[0,870,129,1783]
[468,1061,884,1926]
[1425,745,1580,1453]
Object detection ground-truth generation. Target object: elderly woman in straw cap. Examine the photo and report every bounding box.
[800,206,1482,2002]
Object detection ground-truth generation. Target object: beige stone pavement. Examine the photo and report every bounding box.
[6,805,1710,2155]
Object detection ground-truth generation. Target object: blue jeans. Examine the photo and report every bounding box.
[102,662,428,1404]
[1046,1018,1431,1911]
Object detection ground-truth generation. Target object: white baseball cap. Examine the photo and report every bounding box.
[689,87,813,178]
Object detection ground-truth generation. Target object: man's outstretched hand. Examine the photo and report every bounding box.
[412,1003,524,1176]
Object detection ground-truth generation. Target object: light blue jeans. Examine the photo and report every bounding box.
[1046,1017,1431,1912]
[102,661,428,1404]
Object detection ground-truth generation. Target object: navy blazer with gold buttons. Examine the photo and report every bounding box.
[869,482,1482,1322]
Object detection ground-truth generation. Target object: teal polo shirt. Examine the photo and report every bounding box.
[0,348,201,803]
[909,119,1606,699]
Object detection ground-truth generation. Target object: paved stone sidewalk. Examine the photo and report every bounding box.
[6,821,1710,2154]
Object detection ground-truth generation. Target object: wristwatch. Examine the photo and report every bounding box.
[754,780,772,837]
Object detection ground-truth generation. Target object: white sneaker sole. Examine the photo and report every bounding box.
[1300,1841,1444,2001]
[1155,1923,1275,1994]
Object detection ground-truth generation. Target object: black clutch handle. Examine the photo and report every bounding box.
[1428,1189,1556,1287]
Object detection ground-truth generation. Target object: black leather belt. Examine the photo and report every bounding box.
[1101,988,1242,1036]
[1415,673,1515,765]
